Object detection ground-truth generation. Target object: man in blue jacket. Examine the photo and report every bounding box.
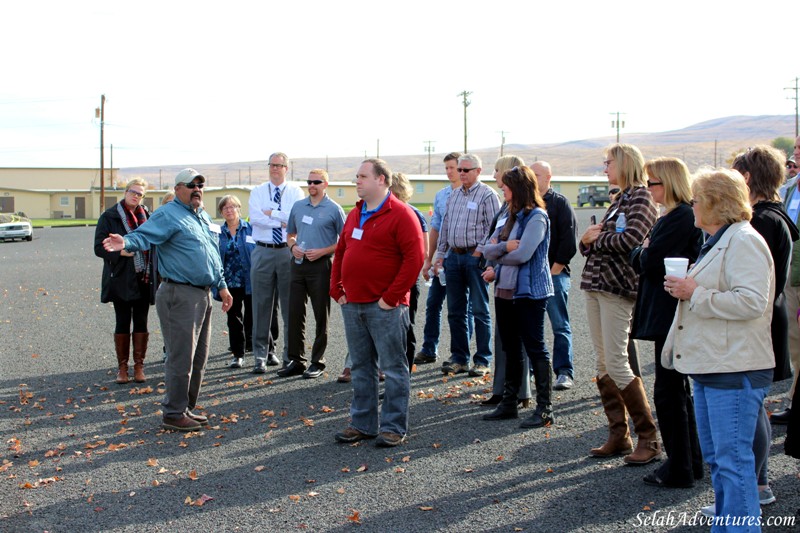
[103,168,232,432]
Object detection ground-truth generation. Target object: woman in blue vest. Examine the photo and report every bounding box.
[481,166,554,428]
[217,195,255,369]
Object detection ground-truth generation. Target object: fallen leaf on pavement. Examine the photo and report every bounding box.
[188,470,198,480]
[347,510,361,523]
[146,458,158,467]
[254,465,266,472]
[419,506,434,511]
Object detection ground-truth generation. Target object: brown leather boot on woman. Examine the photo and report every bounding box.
[132,332,149,383]
[620,376,662,465]
[591,374,634,457]
[114,333,131,384]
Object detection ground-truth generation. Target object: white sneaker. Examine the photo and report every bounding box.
[700,504,715,518]
[554,374,574,390]
[759,487,776,505]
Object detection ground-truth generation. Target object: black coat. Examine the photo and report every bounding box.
[750,201,799,382]
[630,203,701,341]
[94,203,156,304]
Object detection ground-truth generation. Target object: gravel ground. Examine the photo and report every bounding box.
[1,210,798,532]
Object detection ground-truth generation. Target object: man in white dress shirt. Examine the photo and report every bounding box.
[248,152,304,373]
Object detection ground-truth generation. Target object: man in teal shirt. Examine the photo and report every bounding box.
[103,168,232,432]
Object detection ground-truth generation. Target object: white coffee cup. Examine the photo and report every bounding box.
[664,257,689,279]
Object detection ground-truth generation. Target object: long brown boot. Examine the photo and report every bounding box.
[132,332,149,383]
[590,374,633,457]
[114,333,131,384]
[620,376,662,465]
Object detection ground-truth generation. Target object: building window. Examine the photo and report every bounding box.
[337,188,344,198]
[415,183,424,194]
[60,196,69,206]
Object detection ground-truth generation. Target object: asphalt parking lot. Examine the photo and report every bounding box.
[1,210,798,532]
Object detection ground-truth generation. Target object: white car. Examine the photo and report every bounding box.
[0,217,33,241]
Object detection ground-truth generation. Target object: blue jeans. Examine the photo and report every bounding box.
[694,378,766,531]
[444,253,492,367]
[420,276,474,357]
[546,272,574,378]
[341,302,410,436]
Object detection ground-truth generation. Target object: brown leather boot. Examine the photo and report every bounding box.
[590,374,634,457]
[132,332,149,383]
[114,333,131,384]
[620,376,662,465]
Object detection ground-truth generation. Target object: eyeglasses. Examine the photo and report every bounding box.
[603,159,614,168]
[221,205,238,211]
[646,180,663,188]
[126,189,144,198]
[307,179,324,185]
[788,163,798,169]
[457,167,477,173]
[269,163,287,169]
[183,182,205,190]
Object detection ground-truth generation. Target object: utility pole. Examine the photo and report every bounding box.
[96,95,105,209]
[110,144,114,188]
[224,172,227,187]
[498,131,508,157]
[458,90,472,153]
[325,155,329,173]
[610,112,625,143]
[159,169,162,190]
[785,77,799,137]
[376,139,380,159]
[238,169,241,186]
[423,140,435,174]
[249,166,252,186]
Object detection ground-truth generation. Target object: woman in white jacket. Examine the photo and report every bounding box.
[663,168,774,525]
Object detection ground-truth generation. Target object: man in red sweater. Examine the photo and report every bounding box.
[330,158,424,447]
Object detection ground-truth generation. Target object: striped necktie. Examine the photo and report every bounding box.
[272,186,282,244]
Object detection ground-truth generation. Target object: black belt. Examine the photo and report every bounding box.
[162,278,210,291]
[256,241,288,248]
[450,246,477,255]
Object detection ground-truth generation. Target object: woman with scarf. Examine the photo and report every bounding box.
[94,178,156,384]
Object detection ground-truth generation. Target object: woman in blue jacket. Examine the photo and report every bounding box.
[218,195,255,369]
[481,166,554,428]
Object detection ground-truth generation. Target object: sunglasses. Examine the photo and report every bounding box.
[457,167,477,173]
[269,163,287,169]
[183,182,205,190]
[788,163,798,169]
[646,180,663,187]
[126,189,144,198]
[307,179,324,185]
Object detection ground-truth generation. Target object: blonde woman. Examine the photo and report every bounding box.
[630,158,702,487]
[580,143,659,464]
[94,178,155,384]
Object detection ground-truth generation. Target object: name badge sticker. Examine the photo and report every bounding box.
[208,223,222,234]
[246,235,256,244]
[467,201,478,210]
[496,216,508,229]
[302,215,314,225]
[790,197,800,212]
[266,200,279,211]
[352,228,364,240]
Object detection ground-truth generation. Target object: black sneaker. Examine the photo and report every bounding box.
[414,352,437,364]
[277,360,306,377]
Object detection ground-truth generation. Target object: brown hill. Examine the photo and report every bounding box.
[120,115,797,187]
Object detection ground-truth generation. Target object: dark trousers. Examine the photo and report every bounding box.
[406,279,420,368]
[227,287,252,357]
[496,297,550,407]
[288,257,332,367]
[653,336,704,484]
[112,286,151,334]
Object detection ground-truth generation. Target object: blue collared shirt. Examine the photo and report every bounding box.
[123,198,226,290]
[359,191,390,228]
[430,185,455,232]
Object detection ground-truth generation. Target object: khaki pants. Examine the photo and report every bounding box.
[585,290,636,389]
[784,280,800,402]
